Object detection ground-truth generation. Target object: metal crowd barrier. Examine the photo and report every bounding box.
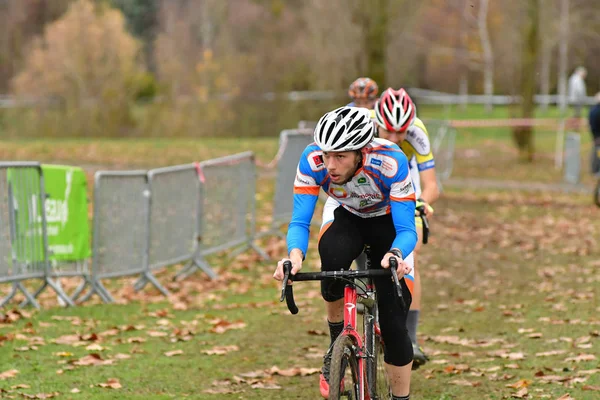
[563,132,581,184]
[176,152,268,279]
[74,171,170,303]
[0,162,74,308]
[424,119,457,187]
[40,165,91,307]
[262,129,315,238]
[138,163,217,286]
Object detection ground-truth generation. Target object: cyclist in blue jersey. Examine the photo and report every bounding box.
[273,106,417,400]
[347,77,379,109]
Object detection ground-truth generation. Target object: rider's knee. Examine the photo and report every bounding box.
[383,328,413,366]
[321,281,344,302]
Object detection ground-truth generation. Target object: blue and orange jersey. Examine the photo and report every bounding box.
[287,138,417,258]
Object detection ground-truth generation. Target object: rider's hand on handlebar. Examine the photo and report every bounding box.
[381,252,412,275]
[416,199,434,217]
[273,249,303,282]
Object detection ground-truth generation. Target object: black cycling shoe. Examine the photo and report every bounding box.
[412,343,429,370]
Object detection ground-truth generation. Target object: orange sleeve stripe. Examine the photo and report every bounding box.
[390,194,416,202]
[404,277,414,296]
[294,186,320,195]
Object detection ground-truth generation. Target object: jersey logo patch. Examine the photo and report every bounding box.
[368,155,398,178]
[406,127,431,155]
[330,187,348,198]
[391,175,415,198]
[307,151,325,171]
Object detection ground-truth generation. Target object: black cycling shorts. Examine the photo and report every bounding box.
[318,206,414,366]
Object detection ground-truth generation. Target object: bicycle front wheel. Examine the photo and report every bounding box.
[374,334,391,399]
[329,335,361,400]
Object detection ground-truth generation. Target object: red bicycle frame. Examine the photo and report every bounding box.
[340,285,371,400]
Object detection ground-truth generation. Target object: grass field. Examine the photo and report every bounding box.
[1,107,599,399]
[1,184,598,399]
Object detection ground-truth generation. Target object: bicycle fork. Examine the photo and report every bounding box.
[342,285,370,400]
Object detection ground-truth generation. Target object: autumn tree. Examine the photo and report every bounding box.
[11,0,145,137]
[108,0,159,69]
[0,0,73,92]
[511,0,540,161]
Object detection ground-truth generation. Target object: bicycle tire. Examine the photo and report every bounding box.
[374,334,391,399]
[329,335,361,400]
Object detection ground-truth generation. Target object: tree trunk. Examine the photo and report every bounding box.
[557,0,569,113]
[511,0,540,162]
[458,0,469,111]
[478,0,494,113]
[539,38,552,112]
[362,0,388,86]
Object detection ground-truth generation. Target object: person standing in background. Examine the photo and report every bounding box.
[568,66,587,131]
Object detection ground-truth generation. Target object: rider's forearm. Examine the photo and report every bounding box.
[417,167,440,205]
[390,200,418,257]
[286,193,318,257]
[288,248,304,260]
[419,177,440,205]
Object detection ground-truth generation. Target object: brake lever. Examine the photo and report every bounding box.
[389,257,406,310]
[280,260,292,302]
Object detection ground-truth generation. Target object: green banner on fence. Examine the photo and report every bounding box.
[41,165,91,261]
[6,167,46,264]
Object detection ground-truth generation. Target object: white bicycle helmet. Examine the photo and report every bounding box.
[314,107,375,152]
[374,88,416,133]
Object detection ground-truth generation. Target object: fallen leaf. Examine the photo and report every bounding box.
[70,388,80,393]
[53,352,74,357]
[19,392,60,399]
[583,385,600,391]
[268,366,321,377]
[448,378,480,387]
[52,334,84,346]
[0,369,19,380]
[307,329,327,336]
[518,328,534,334]
[127,337,146,344]
[556,395,574,400]
[97,378,122,389]
[201,345,239,355]
[565,353,596,362]
[98,328,120,337]
[85,343,105,351]
[147,331,168,337]
[14,346,37,352]
[250,381,282,389]
[208,319,247,334]
[535,350,567,357]
[203,387,239,394]
[506,379,531,389]
[511,387,528,398]
[503,352,525,360]
[10,384,30,389]
[164,350,183,357]
[113,353,131,360]
[72,354,113,366]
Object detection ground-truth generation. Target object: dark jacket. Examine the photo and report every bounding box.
[590,103,600,140]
